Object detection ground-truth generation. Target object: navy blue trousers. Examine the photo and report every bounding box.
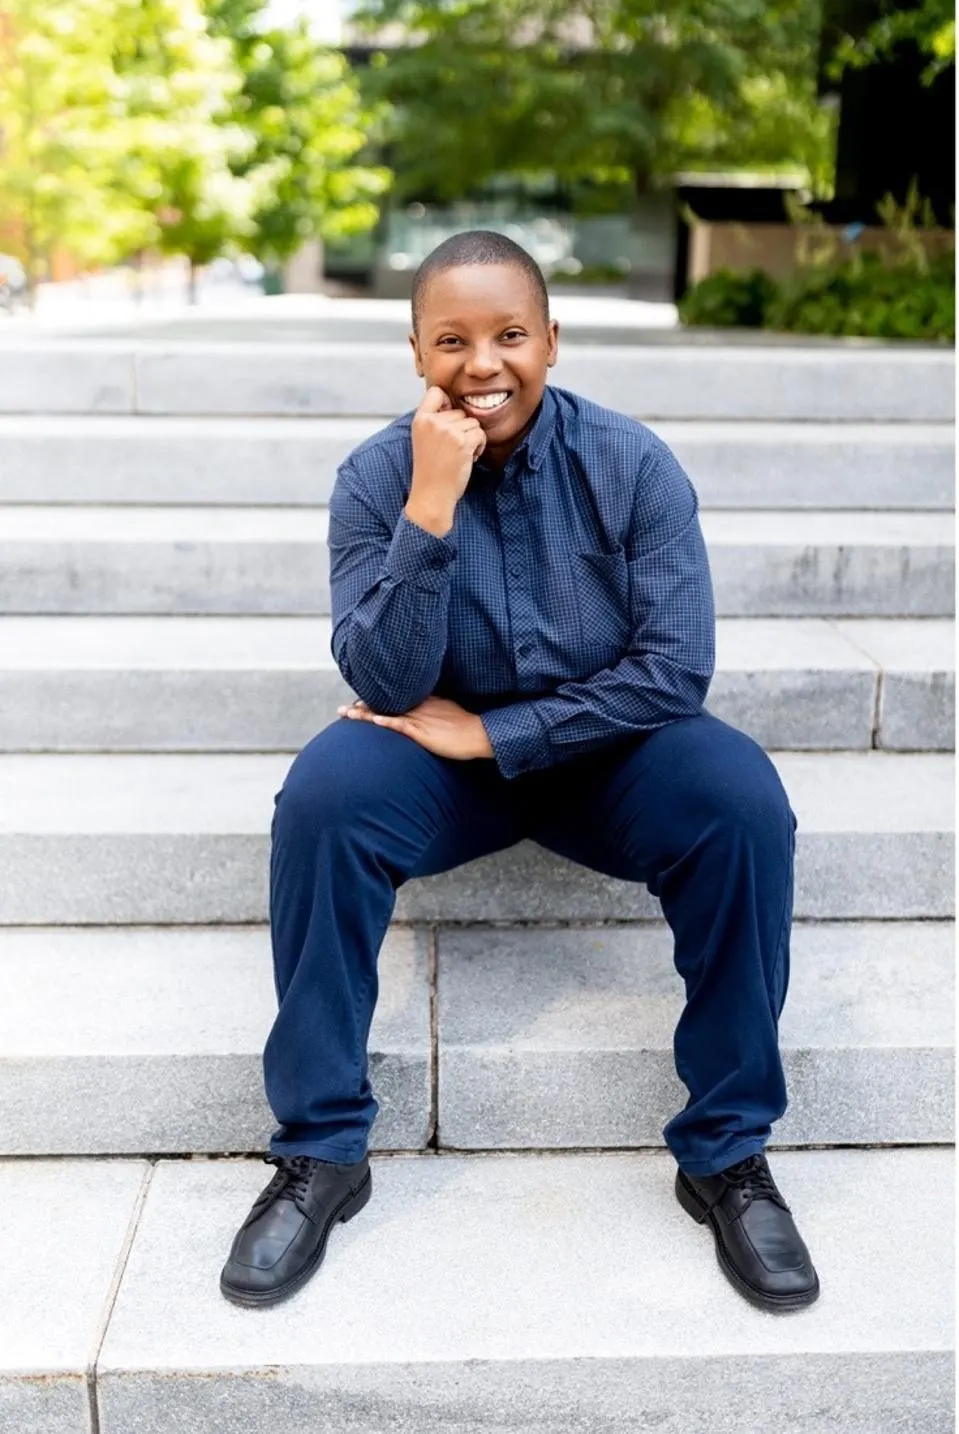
[264,711,796,1178]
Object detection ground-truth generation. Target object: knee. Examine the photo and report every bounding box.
[651,717,795,845]
[274,719,394,841]
[696,725,794,843]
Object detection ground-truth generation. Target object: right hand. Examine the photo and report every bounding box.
[406,386,486,536]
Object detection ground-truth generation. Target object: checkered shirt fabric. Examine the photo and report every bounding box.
[328,383,716,779]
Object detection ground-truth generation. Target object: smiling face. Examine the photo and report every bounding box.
[409,263,559,467]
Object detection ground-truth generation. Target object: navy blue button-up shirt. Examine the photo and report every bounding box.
[328,384,716,779]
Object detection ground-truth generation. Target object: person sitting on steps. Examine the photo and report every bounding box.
[220,228,820,1315]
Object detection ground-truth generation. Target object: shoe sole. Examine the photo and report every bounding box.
[220,1167,373,1309]
[675,1169,820,1314]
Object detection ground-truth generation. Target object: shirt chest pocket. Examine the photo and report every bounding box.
[567,547,632,668]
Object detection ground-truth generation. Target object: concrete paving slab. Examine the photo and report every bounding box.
[437,922,954,1148]
[0,926,430,1155]
[0,1158,147,1434]
[0,614,911,751]
[96,1148,953,1433]
[128,342,957,419]
[0,416,952,510]
[0,751,951,922]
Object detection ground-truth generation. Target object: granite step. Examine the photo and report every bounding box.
[1,336,951,418]
[0,338,953,419]
[0,414,952,510]
[1,506,953,617]
[0,751,951,924]
[3,1149,950,1434]
[0,921,950,1157]
[0,615,952,753]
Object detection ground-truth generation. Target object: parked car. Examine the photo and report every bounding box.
[0,254,27,312]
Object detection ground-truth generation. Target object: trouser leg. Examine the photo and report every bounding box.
[531,713,796,1177]
[265,718,522,1161]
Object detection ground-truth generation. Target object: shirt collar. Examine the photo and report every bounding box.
[474,385,557,481]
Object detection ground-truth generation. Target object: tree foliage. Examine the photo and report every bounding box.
[355,0,830,201]
[207,0,390,267]
[0,0,154,291]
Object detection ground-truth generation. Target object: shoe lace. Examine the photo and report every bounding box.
[719,1154,790,1215]
[262,1154,316,1207]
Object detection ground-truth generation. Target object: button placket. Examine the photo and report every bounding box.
[497,478,536,689]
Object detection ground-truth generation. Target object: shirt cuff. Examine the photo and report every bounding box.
[480,701,551,779]
[384,513,457,592]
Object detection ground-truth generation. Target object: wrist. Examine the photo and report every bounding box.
[405,489,456,539]
[472,713,494,759]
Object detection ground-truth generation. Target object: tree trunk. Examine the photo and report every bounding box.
[187,260,198,305]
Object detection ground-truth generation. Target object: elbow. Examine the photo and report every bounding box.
[335,639,435,715]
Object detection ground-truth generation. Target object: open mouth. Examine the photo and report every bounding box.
[459,390,512,416]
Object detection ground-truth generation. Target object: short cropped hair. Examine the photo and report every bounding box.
[411,229,550,331]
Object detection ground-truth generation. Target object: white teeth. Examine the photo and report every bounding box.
[463,392,509,410]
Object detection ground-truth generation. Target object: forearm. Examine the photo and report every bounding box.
[331,512,454,714]
[481,648,713,779]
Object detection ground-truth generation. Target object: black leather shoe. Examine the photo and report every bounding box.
[220,1154,371,1307]
[675,1152,820,1313]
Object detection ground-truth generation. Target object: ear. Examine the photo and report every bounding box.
[546,319,559,369]
[409,331,425,379]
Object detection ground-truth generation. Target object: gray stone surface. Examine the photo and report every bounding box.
[96,1149,954,1433]
[2,505,952,617]
[0,926,430,1155]
[0,344,134,414]
[0,415,377,504]
[1,614,922,753]
[835,619,956,750]
[0,506,328,615]
[701,510,954,618]
[130,343,957,419]
[437,922,954,1148]
[1,415,952,510]
[0,752,951,922]
[0,1158,147,1434]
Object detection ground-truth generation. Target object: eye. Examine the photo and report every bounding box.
[437,335,463,347]
[502,328,526,341]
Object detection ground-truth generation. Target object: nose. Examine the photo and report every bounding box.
[464,342,502,380]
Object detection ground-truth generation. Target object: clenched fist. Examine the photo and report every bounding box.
[405,385,486,537]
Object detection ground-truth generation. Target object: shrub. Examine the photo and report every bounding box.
[765,249,954,340]
[677,267,777,328]
[679,249,955,341]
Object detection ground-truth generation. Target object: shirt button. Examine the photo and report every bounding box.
[510,566,522,578]
[518,642,532,656]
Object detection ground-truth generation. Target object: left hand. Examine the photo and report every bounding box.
[337,695,494,761]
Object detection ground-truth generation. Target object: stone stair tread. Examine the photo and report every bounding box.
[3,613,948,669]
[2,338,953,421]
[100,1146,955,1364]
[3,1149,951,1434]
[1,503,950,545]
[0,750,950,833]
[0,415,953,511]
[0,922,949,1154]
[0,1158,147,1376]
[0,920,946,1057]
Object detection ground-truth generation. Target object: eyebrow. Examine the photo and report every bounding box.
[428,313,530,331]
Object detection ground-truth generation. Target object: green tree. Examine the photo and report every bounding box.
[826,0,955,87]
[207,0,390,271]
[112,0,256,301]
[0,0,153,298]
[355,0,829,203]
